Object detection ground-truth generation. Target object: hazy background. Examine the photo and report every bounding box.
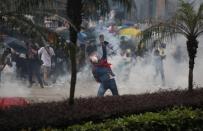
[0,0,202,100]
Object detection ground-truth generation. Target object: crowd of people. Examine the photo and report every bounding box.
[0,23,169,97]
[0,42,67,88]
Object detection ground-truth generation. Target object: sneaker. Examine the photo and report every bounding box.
[44,82,49,86]
[40,84,44,88]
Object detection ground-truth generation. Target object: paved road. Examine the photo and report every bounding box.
[0,80,185,103]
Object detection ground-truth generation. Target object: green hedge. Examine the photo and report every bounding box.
[42,107,203,131]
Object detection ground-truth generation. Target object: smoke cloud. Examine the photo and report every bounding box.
[75,29,203,96]
[0,65,30,97]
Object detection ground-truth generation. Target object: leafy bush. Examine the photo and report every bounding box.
[1,88,203,130]
[48,107,203,131]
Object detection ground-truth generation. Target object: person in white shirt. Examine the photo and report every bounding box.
[38,44,55,85]
[153,49,165,86]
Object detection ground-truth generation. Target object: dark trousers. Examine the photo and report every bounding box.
[16,58,28,79]
[28,60,43,87]
[97,79,119,96]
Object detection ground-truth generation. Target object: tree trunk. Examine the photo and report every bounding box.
[187,38,198,91]
[67,0,82,105]
[188,59,194,91]
[69,26,77,105]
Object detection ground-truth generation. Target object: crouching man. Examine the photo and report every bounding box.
[90,55,119,96]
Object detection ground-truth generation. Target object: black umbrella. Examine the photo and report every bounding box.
[7,41,27,54]
[3,37,27,54]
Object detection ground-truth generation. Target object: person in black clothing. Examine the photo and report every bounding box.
[51,46,67,83]
[12,52,27,80]
[0,48,12,82]
[27,43,44,88]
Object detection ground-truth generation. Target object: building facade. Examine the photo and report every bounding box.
[134,0,178,21]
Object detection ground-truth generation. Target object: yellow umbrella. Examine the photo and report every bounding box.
[119,27,141,36]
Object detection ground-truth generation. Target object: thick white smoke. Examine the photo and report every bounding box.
[75,29,203,96]
[0,34,202,100]
[0,64,30,97]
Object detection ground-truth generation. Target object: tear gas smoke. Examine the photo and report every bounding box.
[75,28,203,96]
[0,34,202,99]
[0,64,30,97]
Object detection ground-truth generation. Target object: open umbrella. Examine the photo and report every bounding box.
[3,37,27,54]
[119,27,141,37]
[6,41,27,53]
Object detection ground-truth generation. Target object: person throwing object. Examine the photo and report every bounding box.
[90,36,118,96]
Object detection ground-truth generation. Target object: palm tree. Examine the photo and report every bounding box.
[140,0,203,91]
[67,0,132,105]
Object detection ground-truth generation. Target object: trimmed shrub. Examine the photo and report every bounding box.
[50,107,203,131]
[0,88,203,130]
